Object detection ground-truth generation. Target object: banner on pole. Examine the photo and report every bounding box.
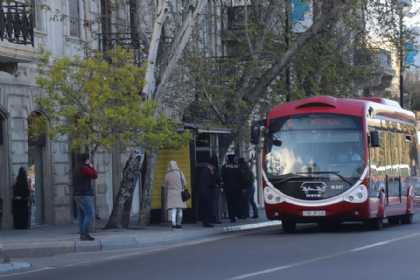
[291,0,313,33]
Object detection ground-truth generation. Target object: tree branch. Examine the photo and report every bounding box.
[242,0,351,104]
[153,0,208,101]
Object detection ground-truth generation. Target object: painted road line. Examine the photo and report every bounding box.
[350,232,420,252]
[227,231,420,280]
[1,227,278,278]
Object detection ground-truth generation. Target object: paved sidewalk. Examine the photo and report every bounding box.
[0,214,281,262]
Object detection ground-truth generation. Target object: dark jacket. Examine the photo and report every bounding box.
[239,166,254,190]
[222,164,241,192]
[13,182,30,198]
[73,164,98,196]
[198,165,220,196]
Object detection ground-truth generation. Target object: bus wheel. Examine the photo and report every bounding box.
[366,218,383,230]
[388,216,401,225]
[401,214,413,225]
[282,220,296,233]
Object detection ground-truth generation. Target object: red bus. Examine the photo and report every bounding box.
[252,96,420,232]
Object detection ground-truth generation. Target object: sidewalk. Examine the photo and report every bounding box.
[0,213,281,261]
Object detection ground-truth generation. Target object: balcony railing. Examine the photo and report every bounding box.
[0,2,34,46]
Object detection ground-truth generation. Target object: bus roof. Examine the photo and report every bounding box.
[268,96,416,124]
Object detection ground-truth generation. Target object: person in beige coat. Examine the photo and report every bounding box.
[164,160,187,229]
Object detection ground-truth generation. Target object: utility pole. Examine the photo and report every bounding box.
[399,5,404,108]
[285,1,292,102]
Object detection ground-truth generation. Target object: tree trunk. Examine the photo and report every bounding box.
[136,1,207,225]
[138,152,157,226]
[142,0,170,98]
[105,150,144,229]
[121,189,134,228]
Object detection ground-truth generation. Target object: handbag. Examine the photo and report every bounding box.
[179,171,191,202]
[181,189,191,202]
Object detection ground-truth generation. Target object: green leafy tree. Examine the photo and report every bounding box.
[36,47,190,228]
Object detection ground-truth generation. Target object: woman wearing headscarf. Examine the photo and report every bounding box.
[12,167,31,229]
[164,160,187,229]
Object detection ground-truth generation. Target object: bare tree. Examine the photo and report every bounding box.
[184,0,358,153]
[105,0,208,227]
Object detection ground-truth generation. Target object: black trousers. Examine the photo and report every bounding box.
[210,188,221,222]
[199,195,211,224]
[248,186,258,217]
[239,189,250,218]
[225,189,240,221]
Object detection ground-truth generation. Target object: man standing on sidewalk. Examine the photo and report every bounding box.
[222,154,241,223]
[73,153,98,241]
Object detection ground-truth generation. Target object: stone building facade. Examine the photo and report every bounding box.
[0,0,226,229]
[0,0,133,229]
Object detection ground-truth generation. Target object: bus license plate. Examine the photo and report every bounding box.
[302,210,326,217]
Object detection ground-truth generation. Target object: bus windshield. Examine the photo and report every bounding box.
[266,114,365,185]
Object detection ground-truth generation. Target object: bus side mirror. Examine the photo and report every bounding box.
[250,119,265,145]
[370,131,380,147]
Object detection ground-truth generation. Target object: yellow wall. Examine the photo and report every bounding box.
[152,144,192,209]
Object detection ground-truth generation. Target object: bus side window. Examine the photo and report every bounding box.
[370,130,380,147]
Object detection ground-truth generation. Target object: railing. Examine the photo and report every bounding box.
[354,48,393,69]
[98,32,141,51]
[0,1,34,46]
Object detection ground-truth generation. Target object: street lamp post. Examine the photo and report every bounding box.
[398,0,412,108]
[399,4,404,108]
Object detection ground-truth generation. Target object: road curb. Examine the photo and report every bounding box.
[0,262,31,274]
[100,237,140,250]
[0,221,282,259]
[3,241,75,258]
[223,221,282,233]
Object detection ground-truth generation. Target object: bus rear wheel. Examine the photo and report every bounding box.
[401,214,413,225]
[282,220,296,233]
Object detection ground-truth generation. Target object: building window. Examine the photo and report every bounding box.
[33,0,45,32]
[68,0,81,37]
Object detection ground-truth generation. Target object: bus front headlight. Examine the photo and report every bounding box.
[344,185,368,203]
[264,186,283,204]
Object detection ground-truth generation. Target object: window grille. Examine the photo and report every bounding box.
[68,0,80,37]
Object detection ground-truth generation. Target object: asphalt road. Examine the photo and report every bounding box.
[3,218,420,280]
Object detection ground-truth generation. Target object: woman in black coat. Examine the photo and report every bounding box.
[12,167,31,229]
[198,162,218,227]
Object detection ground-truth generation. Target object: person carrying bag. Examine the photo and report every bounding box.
[164,160,188,229]
[180,172,191,202]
